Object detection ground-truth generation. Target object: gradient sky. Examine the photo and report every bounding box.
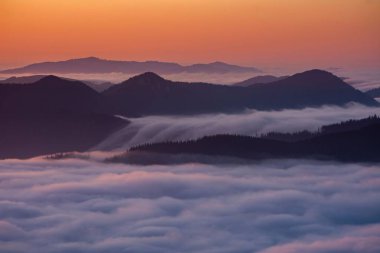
[1,0,379,70]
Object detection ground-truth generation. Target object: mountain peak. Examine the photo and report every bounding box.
[296,69,335,78]
[128,72,166,83]
[75,56,102,61]
[210,61,227,65]
[38,75,64,83]
[35,75,91,90]
[285,69,341,84]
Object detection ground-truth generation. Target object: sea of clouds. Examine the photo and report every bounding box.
[0,158,379,253]
[94,103,380,151]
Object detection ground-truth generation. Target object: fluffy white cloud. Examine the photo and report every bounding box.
[0,158,379,252]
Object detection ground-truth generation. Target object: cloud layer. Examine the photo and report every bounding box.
[94,103,380,151]
[0,158,379,252]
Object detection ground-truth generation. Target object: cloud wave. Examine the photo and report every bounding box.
[0,158,379,252]
[94,103,380,151]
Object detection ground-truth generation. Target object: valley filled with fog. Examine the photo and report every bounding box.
[2,0,380,252]
[0,103,380,252]
[1,62,380,252]
[0,158,379,253]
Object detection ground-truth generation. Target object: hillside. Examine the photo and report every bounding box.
[103,70,378,116]
[114,117,380,163]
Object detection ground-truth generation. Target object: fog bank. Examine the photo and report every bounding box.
[94,103,380,151]
[0,158,379,252]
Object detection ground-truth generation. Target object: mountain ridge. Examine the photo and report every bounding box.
[103,69,378,116]
[0,71,378,159]
[0,74,115,92]
[118,117,380,164]
[0,57,260,75]
[234,75,288,87]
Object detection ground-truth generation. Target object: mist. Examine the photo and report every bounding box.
[94,103,380,151]
[0,158,379,253]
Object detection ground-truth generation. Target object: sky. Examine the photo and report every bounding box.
[1,0,380,70]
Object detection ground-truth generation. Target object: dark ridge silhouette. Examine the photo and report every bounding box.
[121,118,380,163]
[0,57,260,75]
[366,87,380,98]
[0,113,127,159]
[233,75,288,87]
[0,75,128,159]
[246,69,378,108]
[0,71,378,159]
[261,130,316,142]
[0,74,115,92]
[103,70,378,116]
[0,75,47,84]
[0,75,110,114]
[2,70,377,118]
[261,115,380,142]
[321,115,380,134]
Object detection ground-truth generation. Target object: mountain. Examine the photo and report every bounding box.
[366,87,380,98]
[0,57,260,75]
[261,116,380,142]
[233,75,288,87]
[183,61,259,73]
[0,75,109,114]
[0,75,47,84]
[103,70,378,116]
[103,72,243,116]
[2,70,376,117]
[0,76,127,159]
[118,118,380,163]
[246,69,378,109]
[0,113,127,159]
[0,71,378,159]
[0,75,115,92]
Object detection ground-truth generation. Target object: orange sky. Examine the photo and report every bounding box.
[1,0,379,69]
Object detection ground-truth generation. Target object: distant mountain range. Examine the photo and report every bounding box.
[3,69,374,118]
[118,116,380,163]
[0,69,378,159]
[0,57,260,75]
[233,75,288,87]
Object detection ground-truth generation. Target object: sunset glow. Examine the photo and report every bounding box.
[1,0,379,69]
[1,2,380,252]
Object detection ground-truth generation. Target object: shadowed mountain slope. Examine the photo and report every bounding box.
[366,87,380,98]
[0,75,46,84]
[0,113,127,159]
[261,115,380,142]
[123,118,380,163]
[0,74,115,92]
[245,70,378,109]
[0,76,127,159]
[0,71,378,159]
[0,75,109,114]
[103,70,378,116]
[233,75,288,87]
